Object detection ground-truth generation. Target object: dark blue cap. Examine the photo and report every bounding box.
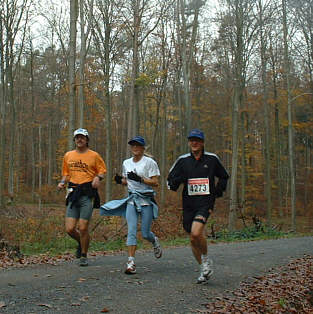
[128,135,146,146]
[187,129,204,140]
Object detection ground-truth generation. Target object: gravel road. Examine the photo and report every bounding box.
[0,236,312,313]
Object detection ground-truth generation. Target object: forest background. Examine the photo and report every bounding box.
[0,0,313,254]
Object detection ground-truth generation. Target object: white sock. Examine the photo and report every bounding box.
[128,256,135,262]
[201,254,208,263]
[153,237,157,247]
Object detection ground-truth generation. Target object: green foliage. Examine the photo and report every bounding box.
[94,239,125,252]
[278,298,287,308]
[22,237,76,256]
[21,237,127,256]
[164,237,190,247]
[213,226,290,242]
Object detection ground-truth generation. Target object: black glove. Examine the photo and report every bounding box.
[114,174,123,184]
[167,175,186,191]
[127,171,142,183]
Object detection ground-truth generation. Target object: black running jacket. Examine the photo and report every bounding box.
[167,151,229,209]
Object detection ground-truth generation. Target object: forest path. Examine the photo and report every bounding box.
[0,236,312,313]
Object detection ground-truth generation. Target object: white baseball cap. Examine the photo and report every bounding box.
[73,128,89,138]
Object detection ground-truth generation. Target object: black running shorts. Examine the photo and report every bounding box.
[182,205,212,233]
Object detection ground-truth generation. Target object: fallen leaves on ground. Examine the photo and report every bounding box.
[0,250,75,268]
[203,255,313,313]
[0,238,109,268]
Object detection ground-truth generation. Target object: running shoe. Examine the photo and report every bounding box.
[125,260,136,274]
[197,272,208,284]
[75,243,82,258]
[202,256,213,278]
[79,256,88,267]
[153,236,162,259]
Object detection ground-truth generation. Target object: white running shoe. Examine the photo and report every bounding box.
[125,260,136,274]
[153,236,162,259]
[202,256,213,278]
[197,272,207,284]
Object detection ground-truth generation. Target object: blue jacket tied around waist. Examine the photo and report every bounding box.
[100,190,158,219]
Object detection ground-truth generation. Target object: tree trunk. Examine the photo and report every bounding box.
[229,0,245,231]
[160,98,167,208]
[104,7,112,202]
[258,0,272,227]
[38,125,42,210]
[240,111,246,213]
[78,0,86,128]
[229,90,240,231]
[127,0,140,140]
[0,14,6,207]
[68,0,78,150]
[30,42,36,200]
[7,53,15,198]
[282,0,296,231]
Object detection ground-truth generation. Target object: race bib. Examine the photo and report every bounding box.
[188,178,210,196]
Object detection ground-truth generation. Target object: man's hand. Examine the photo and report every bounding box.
[167,175,186,191]
[92,176,101,188]
[57,181,66,190]
[114,174,123,184]
[127,171,142,183]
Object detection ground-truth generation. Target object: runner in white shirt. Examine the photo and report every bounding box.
[114,136,162,274]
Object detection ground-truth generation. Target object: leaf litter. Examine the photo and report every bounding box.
[202,255,313,313]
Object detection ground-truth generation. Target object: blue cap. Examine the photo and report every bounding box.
[187,129,204,140]
[128,135,146,146]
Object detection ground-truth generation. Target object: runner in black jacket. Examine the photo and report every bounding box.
[167,129,229,283]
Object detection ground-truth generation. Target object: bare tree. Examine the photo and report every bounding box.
[217,0,258,230]
[117,0,170,140]
[0,7,6,206]
[256,0,274,226]
[90,0,127,200]
[282,0,296,231]
[68,0,78,149]
[180,0,205,142]
[2,0,30,200]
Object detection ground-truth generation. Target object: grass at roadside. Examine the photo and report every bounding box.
[19,226,305,257]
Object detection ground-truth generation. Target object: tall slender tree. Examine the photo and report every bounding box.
[68,0,78,149]
[282,0,296,231]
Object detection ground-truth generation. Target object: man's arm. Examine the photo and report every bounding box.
[58,155,69,190]
[57,175,68,190]
[214,157,229,197]
[92,154,107,188]
[167,159,185,191]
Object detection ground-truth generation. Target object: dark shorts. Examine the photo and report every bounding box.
[66,196,94,220]
[182,205,212,233]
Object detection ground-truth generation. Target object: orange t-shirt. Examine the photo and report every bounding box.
[62,149,107,184]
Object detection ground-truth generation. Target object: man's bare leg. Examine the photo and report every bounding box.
[190,218,207,264]
[65,217,80,243]
[78,219,90,255]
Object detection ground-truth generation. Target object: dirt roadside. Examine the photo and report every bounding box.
[0,236,312,313]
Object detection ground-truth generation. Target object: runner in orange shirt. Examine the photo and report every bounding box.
[57,128,106,266]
